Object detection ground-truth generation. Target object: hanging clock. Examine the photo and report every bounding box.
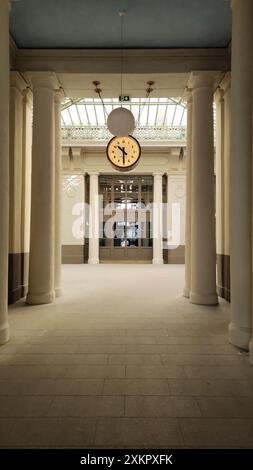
[106,135,141,171]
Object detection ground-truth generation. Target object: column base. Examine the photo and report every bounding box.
[152,258,164,265]
[88,258,99,265]
[26,291,55,305]
[183,287,190,298]
[0,324,10,345]
[228,321,251,351]
[55,287,62,298]
[190,291,218,306]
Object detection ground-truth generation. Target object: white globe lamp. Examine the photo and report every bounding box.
[107,107,135,137]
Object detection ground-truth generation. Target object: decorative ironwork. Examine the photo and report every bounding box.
[61,125,187,143]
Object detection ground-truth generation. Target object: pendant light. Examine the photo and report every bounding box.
[107,10,135,137]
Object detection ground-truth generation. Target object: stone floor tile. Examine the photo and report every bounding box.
[161,354,246,366]
[125,329,169,337]
[95,417,183,447]
[184,365,253,380]
[48,396,124,417]
[112,336,157,345]
[179,418,253,448]
[0,379,104,396]
[196,396,253,417]
[65,336,113,345]
[126,365,185,379]
[108,354,161,365]
[169,379,253,397]
[64,365,125,379]
[0,417,97,448]
[0,353,108,366]
[103,379,170,396]
[125,396,201,417]
[0,396,53,417]
[76,344,126,354]
[125,345,168,354]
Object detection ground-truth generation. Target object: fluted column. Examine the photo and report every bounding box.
[88,172,99,264]
[54,90,63,297]
[222,75,231,294]
[189,72,218,306]
[9,72,26,304]
[183,91,193,297]
[215,88,225,298]
[27,73,58,305]
[152,173,164,265]
[21,88,33,299]
[0,0,10,344]
[218,73,231,302]
[229,0,253,350]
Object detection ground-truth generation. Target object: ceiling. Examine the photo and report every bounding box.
[10,0,232,50]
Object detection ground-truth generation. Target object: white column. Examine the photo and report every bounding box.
[21,88,33,298]
[222,75,231,274]
[229,0,253,350]
[27,73,57,305]
[214,88,224,261]
[88,172,99,264]
[54,90,63,297]
[152,173,164,265]
[189,72,218,305]
[214,88,225,299]
[9,73,26,303]
[0,0,10,344]
[183,92,193,297]
[167,174,185,262]
[217,73,231,302]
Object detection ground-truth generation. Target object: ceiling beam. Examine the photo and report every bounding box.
[11,46,230,74]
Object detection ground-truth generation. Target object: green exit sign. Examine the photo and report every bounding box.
[119,95,131,102]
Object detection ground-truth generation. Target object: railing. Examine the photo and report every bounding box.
[61,125,187,143]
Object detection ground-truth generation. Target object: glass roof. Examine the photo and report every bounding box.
[61,97,187,128]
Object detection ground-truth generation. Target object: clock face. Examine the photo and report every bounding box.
[106,135,141,171]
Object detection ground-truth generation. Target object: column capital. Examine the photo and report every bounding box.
[55,88,65,104]
[23,87,33,107]
[26,72,60,90]
[188,71,220,91]
[153,172,164,178]
[184,87,193,103]
[219,72,231,95]
[10,71,27,93]
[214,87,224,104]
[88,171,99,177]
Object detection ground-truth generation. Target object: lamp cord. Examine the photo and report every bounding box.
[120,13,124,106]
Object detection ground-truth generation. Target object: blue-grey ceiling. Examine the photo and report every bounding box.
[10,0,232,49]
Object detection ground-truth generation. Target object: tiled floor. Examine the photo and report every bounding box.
[0,264,253,448]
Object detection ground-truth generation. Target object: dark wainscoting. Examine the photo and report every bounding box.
[163,245,185,264]
[8,252,29,305]
[217,253,230,302]
[62,244,88,264]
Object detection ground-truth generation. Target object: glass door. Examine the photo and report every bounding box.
[99,175,153,262]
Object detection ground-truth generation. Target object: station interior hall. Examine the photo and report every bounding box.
[0,0,253,449]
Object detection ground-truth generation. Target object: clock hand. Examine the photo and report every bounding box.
[118,145,128,156]
[117,146,127,165]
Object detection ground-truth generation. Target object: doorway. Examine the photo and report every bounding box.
[99,175,153,262]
